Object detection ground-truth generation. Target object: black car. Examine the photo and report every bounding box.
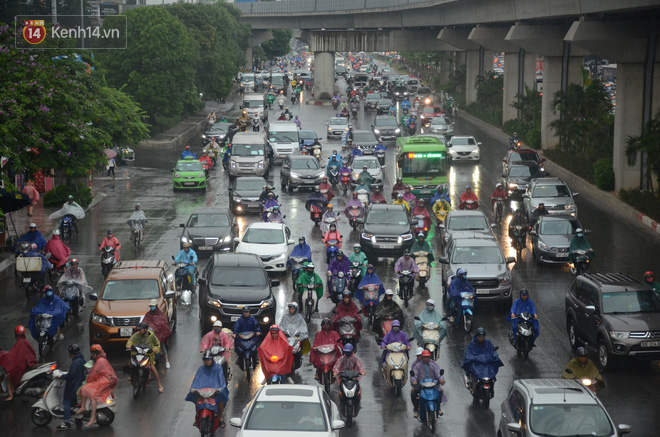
[229,176,267,215]
[180,209,238,254]
[347,130,379,154]
[198,253,278,332]
[202,122,237,147]
[502,162,543,197]
[358,204,414,257]
[376,98,394,115]
[502,149,546,175]
[392,86,409,100]
[371,115,401,140]
[280,155,325,192]
[364,92,382,110]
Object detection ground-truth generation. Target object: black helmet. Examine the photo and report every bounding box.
[321,318,332,326]
[68,343,81,355]
[202,350,213,361]
[403,249,411,255]
[137,322,149,331]
[520,288,529,297]
[476,327,486,336]
[336,251,344,257]
[576,347,587,357]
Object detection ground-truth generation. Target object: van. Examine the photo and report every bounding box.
[270,73,287,95]
[267,121,299,160]
[228,132,269,178]
[241,93,267,121]
[406,78,420,94]
[239,73,255,92]
[353,73,370,87]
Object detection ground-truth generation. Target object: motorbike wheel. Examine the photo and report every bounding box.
[368,313,374,327]
[25,284,41,303]
[344,406,353,427]
[38,335,49,359]
[96,409,115,427]
[483,398,490,409]
[394,379,402,397]
[419,277,427,288]
[31,407,52,426]
[522,349,529,360]
[244,357,252,381]
[200,416,212,437]
[132,370,141,399]
[463,314,473,333]
[305,304,313,323]
[62,228,71,244]
[427,411,436,434]
[324,373,331,394]
[70,299,79,317]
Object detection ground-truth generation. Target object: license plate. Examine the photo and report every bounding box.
[476,289,490,295]
[641,341,660,348]
[419,190,431,194]
[119,328,133,337]
[379,244,394,249]
[183,182,195,186]
[231,316,240,322]
[556,252,569,258]
[246,203,259,208]
[23,277,31,283]
[199,246,213,251]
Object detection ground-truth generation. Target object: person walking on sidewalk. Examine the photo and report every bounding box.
[106,156,116,179]
[22,180,39,217]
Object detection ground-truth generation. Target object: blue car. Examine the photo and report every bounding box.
[298,130,320,151]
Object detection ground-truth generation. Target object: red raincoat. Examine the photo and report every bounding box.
[0,335,37,387]
[411,206,432,231]
[310,330,342,368]
[319,182,335,202]
[80,356,117,403]
[45,235,70,268]
[370,191,387,204]
[332,301,363,334]
[142,308,172,344]
[99,236,121,261]
[257,331,294,380]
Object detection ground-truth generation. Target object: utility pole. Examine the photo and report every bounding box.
[52,0,57,23]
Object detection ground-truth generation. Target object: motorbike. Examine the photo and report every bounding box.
[1,361,55,399]
[314,345,339,394]
[340,108,350,119]
[99,245,116,279]
[459,199,479,210]
[398,270,415,307]
[30,368,116,427]
[337,316,359,351]
[457,290,475,333]
[266,211,286,224]
[416,372,444,434]
[510,225,527,258]
[406,122,416,136]
[58,280,86,318]
[351,107,358,119]
[235,331,258,380]
[434,208,449,228]
[339,171,352,194]
[347,205,364,230]
[324,239,341,264]
[509,312,536,360]
[127,219,145,248]
[172,257,195,293]
[492,198,505,225]
[380,340,409,396]
[360,284,381,326]
[190,388,223,437]
[47,259,66,284]
[265,355,287,385]
[16,250,45,302]
[283,329,303,373]
[563,368,601,394]
[35,314,56,359]
[128,344,153,399]
[328,167,340,186]
[328,272,347,304]
[61,215,75,244]
[312,144,323,161]
[356,188,370,207]
[289,256,307,284]
[376,149,385,167]
[338,370,361,427]
[302,283,317,323]
[308,204,325,227]
[467,372,496,409]
[375,315,395,337]
[207,345,231,382]
[414,251,430,287]
[570,248,593,275]
[332,98,339,110]
[509,137,522,149]
[348,262,363,293]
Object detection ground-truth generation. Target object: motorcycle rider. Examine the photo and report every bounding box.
[333,343,366,382]
[354,177,371,196]
[561,347,604,393]
[411,199,432,233]
[180,145,196,160]
[392,177,407,200]
[530,202,549,227]
[344,191,365,218]
[406,115,418,134]
[311,319,342,381]
[394,249,419,278]
[510,131,521,149]
[328,251,351,282]
[289,236,312,268]
[54,344,86,430]
[127,202,148,244]
[459,185,479,210]
[232,308,261,370]
[370,186,387,204]
[283,107,293,121]
[186,350,229,431]
[267,205,284,223]
[276,93,287,109]
[49,195,85,236]
[322,223,343,256]
[174,242,198,289]
[402,186,417,209]
[410,232,435,264]
[490,183,507,209]
[413,299,447,347]
[333,290,363,336]
[126,322,163,393]
[259,184,276,203]
[373,289,404,334]
[374,138,386,155]
[262,192,280,221]
[306,187,327,212]
[296,262,324,312]
[509,209,528,244]
[200,321,234,366]
[356,264,385,303]
[507,289,539,345]
[569,228,594,265]
[349,244,368,277]
[411,350,446,419]
[0,326,37,401]
[379,320,411,363]
[401,97,411,113]
[461,328,504,391]
[279,302,309,344]
[430,184,451,206]
[321,204,340,233]
[44,230,70,270]
[258,325,294,382]
[293,115,302,129]
[266,92,275,108]
[350,99,359,116]
[29,285,69,341]
[327,154,343,179]
[200,150,214,169]
[16,223,47,252]
[143,300,172,369]
[393,193,410,211]
[432,198,451,224]
[644,271,659,297]
[277,111,288,121]
[319,177,335,202]
[447,269,475,326]
[57,258,90,303]
[99,229,121,262]
[76,344,117,427]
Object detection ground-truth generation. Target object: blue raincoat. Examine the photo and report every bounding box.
[506,298,540,340]
[462,336,504,379]
[28,294,70,338]
[289,242,312,261]
[16,230,47,251]
[356,271,385,303]
[233,315,261,334]
[181,149,197,159]
[430,191,451,206]
[185,362,229,412]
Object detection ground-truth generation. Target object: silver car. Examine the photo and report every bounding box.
[448,135,481,162]
[428,116,454,137]
[530,215,583,264]
[439,210,496,249]
[499,379,631,437]
[522,177,578,221]
[350,155,383,189]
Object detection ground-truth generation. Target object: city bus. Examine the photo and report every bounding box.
[395,135,449,198]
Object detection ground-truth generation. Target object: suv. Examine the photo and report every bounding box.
[358,204,414,257]
[280,155,325,192]
[198,253,278,332]
[565,272,660,369]
[371,115,401,140]
[502,162,543,197]
[498,379,631,437]
[522,177,578,221]
[88,260,177,346]
[364,92,382,110]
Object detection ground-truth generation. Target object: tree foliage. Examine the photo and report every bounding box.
[261,29,292,60]
[626,113,660,192]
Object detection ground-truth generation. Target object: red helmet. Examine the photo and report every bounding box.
[269,324,280,332]
[644,271,654,278]
[15,325,26,335]
[185,146,190,150]
[421,350,432,357]
[90,344,103,353]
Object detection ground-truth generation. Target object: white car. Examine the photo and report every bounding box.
[448,135,481,162]
[234,223,294,272]
[230,384,345,436]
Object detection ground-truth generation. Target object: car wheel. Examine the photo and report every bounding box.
[597,338,610,370]
[567,318,580,350]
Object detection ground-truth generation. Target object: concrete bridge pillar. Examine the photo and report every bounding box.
[465,49,483,105]
[439,56,451,85]
[312,51,335,100]
[246,30,274,70]
[437,28,480,104]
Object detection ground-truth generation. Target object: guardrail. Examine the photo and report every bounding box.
[234,0,450,16]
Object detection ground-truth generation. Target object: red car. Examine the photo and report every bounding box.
[420,106,444,127]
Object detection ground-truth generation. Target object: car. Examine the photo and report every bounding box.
[280,155,325,192]
[179,209,238,254]
[349,155,383,188]
[358,203,414,257]
[426,115,453,137]
[198,253,277,332]
[229,176,267,215]
[364,92,382,110]
[416,87,434,105]
[502,162,543,197]
[406,78,421,94]
[234,222,294,273]
[172,157,207,192]
[447,135,481,162]
[502,149,546,175]
[565,272,660,369]
[530,215,583,264]
[326,117,350,139]
[113,145,135,163]
[239,73,255,91]
[419,106,444,127]
[229,384,345,436]
[298,130,320,149]
[88,260,177,346]
[353,73,370,87]
[498,379,631,437]
[439,210,496,249]
[335,65,348,77]
[392,85,409,100]
[375,98,394,115]
[347,129,379,155]
[202,122,238,147]
[439,237,515,306]
[371,115,401,140]
[522,177,578,221]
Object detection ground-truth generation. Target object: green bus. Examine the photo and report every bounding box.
[395,135,449,198]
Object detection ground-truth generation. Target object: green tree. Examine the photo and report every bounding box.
[626,113,660,192]
[474,71,503,108]
[512,85,541,125]
[261,29,292,60]
[94,85,150,148]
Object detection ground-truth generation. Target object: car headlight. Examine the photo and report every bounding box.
[374,129,380,134]
[328,127,333,132]
[537,241,548,250]
[219,134,226,139]
[92,313,111,326]
[610,331,629,339]
[290,172,302,179]
[257,160,264,169]
[361,232,373,240]
[276,253,287,260]
[198,173,205,178]
[424,98,431,104]
[231,161,237,168]
[222,235,232,243]
[395,128,400,133]
[498,275,511,284]
[400,233,413,241]
[260,298,274,309]
[233,196,242,203]
[509,183,517,189]
[207,298,222,308]
[174,172,181,178]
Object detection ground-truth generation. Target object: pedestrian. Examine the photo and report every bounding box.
[106,156,116,179]
[22,180,39,217]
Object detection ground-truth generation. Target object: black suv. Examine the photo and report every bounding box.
[280,155,325,192]
[358,204,414,257]
[198,253,278,333]
[565,272,660,369]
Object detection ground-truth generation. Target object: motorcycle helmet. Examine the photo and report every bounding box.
[267,192,275,198]
[90,344,103,354]
[513,132,518,136]
[520,289,529,297]
[185,146,190,150]
[343,343,354,353]
[421,350,432,357]
[107,229,113,235]
[385,289,394,296]
[43,285,54,296]
[418,199,425,205]
[269,324,280,332]
[366,264,374,271]
[135,202,141,208]
[645,271,654,278]
[397,193,404,199]
[576,347,588,357]
[321,318,332,328]
[575,228,584,237]
[426,299,435,306]
[306,262,315,270]
[202,350,213,361]
[475,327,486,337]
[391,320,401,328]
[436,185,443,191]
[403,249,411,256]
[336,250,344,257]
[68,344,81,355]
[67,195,74,200]
[287,302,299,310]
[15,325,26,335]
[465,185,472,190]
[53,230,60,236]
[327,204,333,210]
[456,268,467,278]
[70,259,79,266]
[342,290,352,297]
[415,347,424,356]
[242,307,251,314]
[353,244,361,250]
[496,182,502,188]
[213,320,223,328]
[417,232,425,239]
[272,205,279,211]
[137,322,149,331]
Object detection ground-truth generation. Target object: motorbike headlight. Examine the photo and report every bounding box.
[498,274,511,284]
[400,233,413,241]
[610,331,629,339]
[373,129,380,134]
[395,128,400,133]
[174,172,181,178]
[508,183,517,189]
[202,134,207,139]
[207,298,222,309]
[92,313,111,326]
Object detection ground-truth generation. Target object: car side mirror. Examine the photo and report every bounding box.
[572,192,579,197]
[413,316,421,321]
[88,293,98,301]
[506,423,522,434]
[439,257,449,264]
[233,237,240,243]
[271,279,280,287]
[229,418,243,428]
[438,224,445,230]
[165,290,176,299]
[564,368,574,375]
[179,223,185,228]
[287,239,295,245]
[529,230,537,236]
[331,420,346,430]
[506,256,516,263]
[490,223,497,229]
[617,424,632,435]
[585,305,596,314]
[198,278,207,286]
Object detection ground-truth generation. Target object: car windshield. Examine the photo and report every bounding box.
[353,132,377,143]
[298,131,317,140]
[376,118,397,127]
[211,267,267,287]
[232,144,264,156]
[451,137,477,146]
[394,87,407,92]
[367,94,381,101]
[187,213,229,227]
[423,107,441,114]
[243,228,284,244]
[269,132,298,142]
[530,403,613,436]
[241,74,254,82]
[329,118,347,126]
[602,290,660,314]
[400,154,448,177]
[235,179,265,191]
[176,161,203,172]
[271,77,284,86]
[242,99,264,108]
[102,279,160,301]
[509,166,541,178]
[510,152,540,163]
[431,117,451,126]
[366,210,409,226]
[533,184,571,198]
[291,159,320,170]
[353,158,380,169]
[448,215,488,230]
[245,401,327,432]
[540,219,577,235]
[451,246,504,264]
[207,126,229,135]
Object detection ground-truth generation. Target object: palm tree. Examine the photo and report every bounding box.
[626,115,660,192]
